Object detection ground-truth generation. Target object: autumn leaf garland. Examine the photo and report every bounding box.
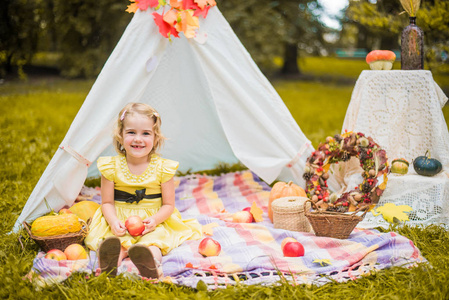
[127,0,217,39]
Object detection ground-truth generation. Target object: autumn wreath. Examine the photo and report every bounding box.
[303,131,389,213]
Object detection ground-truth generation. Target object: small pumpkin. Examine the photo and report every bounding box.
[268,181,306,222]
[391,158,409,175]
[413,151,443,177]
[69,200,100,223]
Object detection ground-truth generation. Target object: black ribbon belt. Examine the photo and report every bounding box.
[114,189,162,204]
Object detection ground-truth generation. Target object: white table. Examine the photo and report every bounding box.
[333,70,449,228]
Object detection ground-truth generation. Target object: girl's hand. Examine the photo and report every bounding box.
[111,220,126,236]
[142,217,157,235]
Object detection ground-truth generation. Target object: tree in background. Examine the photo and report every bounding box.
[1,0,330,78]
[339,0,403,52]
[219,0,329,76]
[50,0,131,78]
[0,0,45,78]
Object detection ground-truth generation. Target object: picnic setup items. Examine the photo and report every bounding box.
[341,70,449,228]
[301,131,388,238]
[268,181,306,222]
[27,171,427,289]
[23,216,88,252]
[271,196,311,233]
[304,200,368,239]
[303,131,389,213]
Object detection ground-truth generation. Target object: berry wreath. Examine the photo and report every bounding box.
[303,131,389,213]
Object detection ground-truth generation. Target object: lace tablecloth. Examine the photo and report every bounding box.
[331,70,449,228]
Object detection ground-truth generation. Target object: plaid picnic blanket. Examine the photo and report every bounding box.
[28,171,425,288]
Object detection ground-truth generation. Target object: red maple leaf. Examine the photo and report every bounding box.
[153,12,180,38]
[181,0,199,10]
[137,0,159,11]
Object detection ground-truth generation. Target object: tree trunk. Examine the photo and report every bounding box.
[281,43,300,75]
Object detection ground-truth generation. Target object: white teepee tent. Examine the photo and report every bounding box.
[13,6,313,232]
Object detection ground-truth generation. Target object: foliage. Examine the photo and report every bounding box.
[219,0,328,74]
[0,0,46,78]
[51,0,132,78]
[1,59,449,298]
[0,0,132,79]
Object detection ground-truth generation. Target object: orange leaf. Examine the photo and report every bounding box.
[175,10,199,38]
[163,9,178,26]
[185,262,194,268]
[170,0,182,9]
[194,0,216,9]
[250,201,263,222]
[126,2,138,13]
[209,264,217,270]
[202,222,219,236]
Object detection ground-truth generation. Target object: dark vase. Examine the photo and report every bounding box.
[401,17,424,70]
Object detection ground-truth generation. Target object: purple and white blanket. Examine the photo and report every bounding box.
[29,171,425,288]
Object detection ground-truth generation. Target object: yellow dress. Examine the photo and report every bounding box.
[84,154,202,255]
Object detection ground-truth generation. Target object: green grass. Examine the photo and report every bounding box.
[1,58,449,298]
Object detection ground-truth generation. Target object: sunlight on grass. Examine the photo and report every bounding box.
[273,80,354,147]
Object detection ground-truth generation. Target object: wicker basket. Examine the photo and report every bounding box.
[304,200,368,239]
[23,219,88,252]
[272,196,312,232]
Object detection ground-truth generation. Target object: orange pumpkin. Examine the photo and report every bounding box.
[268,181,306,222]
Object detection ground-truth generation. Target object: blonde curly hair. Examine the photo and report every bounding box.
[113,103,166,157]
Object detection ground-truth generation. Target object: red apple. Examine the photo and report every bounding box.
[232,210,253,223]
[281,237,298,251]
[45,249,67,261]
[242,207,255,222]
[125,215,145,236]
[64,244,88,260]
[198,237,221,257]
[283,241,305,257]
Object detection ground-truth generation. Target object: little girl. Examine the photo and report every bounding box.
[85,102,202,278]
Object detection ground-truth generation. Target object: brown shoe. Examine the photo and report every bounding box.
[98,236,121,276]
[128,244,159,279]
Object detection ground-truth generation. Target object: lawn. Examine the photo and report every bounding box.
[1,57,449,298]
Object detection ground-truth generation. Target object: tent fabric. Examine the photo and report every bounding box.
[14,7,313,232]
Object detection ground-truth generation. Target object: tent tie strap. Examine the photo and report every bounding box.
[59,144,92,167]
[286,142,311,168]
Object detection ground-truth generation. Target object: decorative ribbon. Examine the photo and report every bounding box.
[286,142,311,168]
[114,189,162,204]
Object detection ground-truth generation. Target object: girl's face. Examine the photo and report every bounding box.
[122,113,155,161]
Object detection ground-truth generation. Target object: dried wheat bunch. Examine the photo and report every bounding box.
[399,0,421,17]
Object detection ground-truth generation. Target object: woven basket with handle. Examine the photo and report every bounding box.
[304,200,368,239]
[272,196,312,232]
[23,220,88,252]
